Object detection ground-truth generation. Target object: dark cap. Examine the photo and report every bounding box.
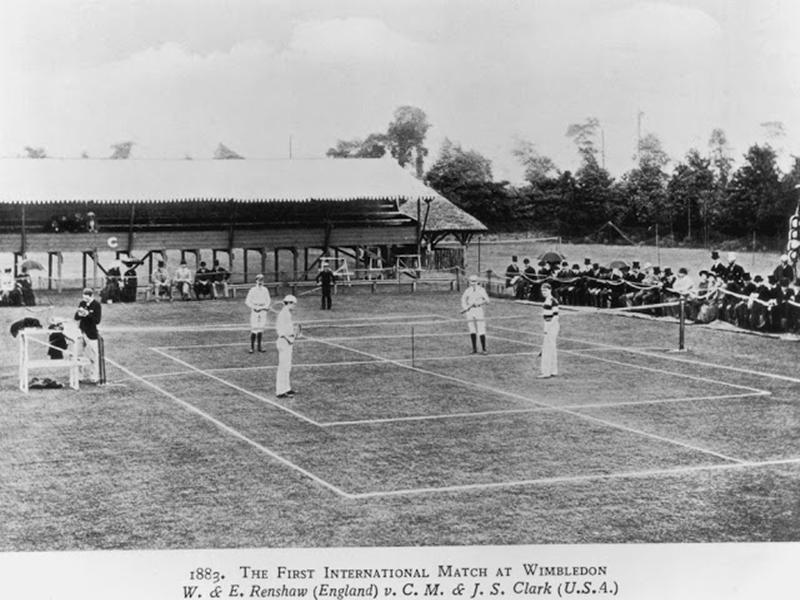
[82,287,93,296]
[711,250,720,259]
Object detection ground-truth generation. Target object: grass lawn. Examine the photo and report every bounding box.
[1,286,799,550]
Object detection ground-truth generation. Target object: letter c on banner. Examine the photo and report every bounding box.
[107,236,119,249]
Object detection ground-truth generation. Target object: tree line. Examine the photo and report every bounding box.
[330,108,800,249]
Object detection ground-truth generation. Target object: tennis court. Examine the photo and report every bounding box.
[3,290,800,547]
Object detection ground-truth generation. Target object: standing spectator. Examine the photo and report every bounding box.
[275,294,298,399]
[316,263,336,310]
[101,258,123,304]
[709,250,726,279]
[245,274,271,354]
[194,261,213,299]
[505,255,520,287]
[151,260,172,301]
[16,267,36,306]
[121,259,140,303]
[461,275,489,354]
[212,259,231,299]
[74,288,102,383]
[538,283,559,379]
[174,260,193,300]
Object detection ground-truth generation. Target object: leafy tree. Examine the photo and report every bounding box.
[214,143,243,159]
[326,133,388,158]
[565,117,602,165]
[110,141,134,159]
[667,149,715,242]
[386,106,430,178]
[720,144,783,236]
[24,146,47,159]
[512,139,560,187]
[426,138,492,190]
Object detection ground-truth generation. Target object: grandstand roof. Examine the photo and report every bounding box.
[398,196,487,233]
[0,157,442,204]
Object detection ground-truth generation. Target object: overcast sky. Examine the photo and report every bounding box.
[1,0,798,182]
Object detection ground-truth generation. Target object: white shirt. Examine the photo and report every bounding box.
[245,284,271,311]
[1,271,13,292]
[174,266,193,283]
[672,274,695,295]
[275,306,295,342]
[461,285,489,312]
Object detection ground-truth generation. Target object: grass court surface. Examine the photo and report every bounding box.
[1,288,799,549]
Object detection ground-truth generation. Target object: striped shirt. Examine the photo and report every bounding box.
[542,296,559,320]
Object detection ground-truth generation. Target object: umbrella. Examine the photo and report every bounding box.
[20,258,45,271]
[537,251,566,264]
[609,260,629,270]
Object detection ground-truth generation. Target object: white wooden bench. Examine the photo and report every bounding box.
[18,330,88,393]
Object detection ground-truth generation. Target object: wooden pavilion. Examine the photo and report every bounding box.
[0,157,486,289]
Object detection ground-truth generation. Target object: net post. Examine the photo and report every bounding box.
[411,326,415,367]
[678,296,686,351]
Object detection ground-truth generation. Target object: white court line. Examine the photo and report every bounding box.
[489,324,770,396]
[103,356,353,499]
[103,313,445,334]
[149,347,322,426]
[319,391,769,428]
[498,320,800,386]
[156,331,464,350]
[309,335,745,464]
[348,456,800,499]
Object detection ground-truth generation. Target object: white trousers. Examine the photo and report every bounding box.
[250,310,268,333]
[76,335,100,382]
[540,318,559,376]
[276,337,293,394]
[465,307,486,335]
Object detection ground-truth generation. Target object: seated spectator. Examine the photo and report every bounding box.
[194,261,214,299]
[723,252,747,286]
[47,317,70,360]
[212,260,231,299]
[773,254,795,285]
[1,267,15,305]
[174,261,193,300]
[151,260,172,302]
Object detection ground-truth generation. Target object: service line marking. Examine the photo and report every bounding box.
[103,356,354,499]
[150,347,322,426]
[309,335,745,464]
[348,456,800,499]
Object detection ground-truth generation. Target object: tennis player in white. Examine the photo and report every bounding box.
[461,274,490,354]
[275,295,298,399]
[244,274,271,353]
[538,282,559,378]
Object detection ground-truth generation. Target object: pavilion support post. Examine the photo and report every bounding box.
[56,252,63,293]
[91,248,99,290]
[291,248,299,281]
[304,248,309,280]
[192,249,200,269]
[243,249,249,283]
[272,248,278,282]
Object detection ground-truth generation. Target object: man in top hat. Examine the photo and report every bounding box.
[211,259,231,299]
[710,250,726,279]
[505,255,520,288]
[275,295,299,399]
[74,288,102,383]
[724,252,746,286]
[461,275,490,354]
[245,274,271,353]
[194,261,214,299]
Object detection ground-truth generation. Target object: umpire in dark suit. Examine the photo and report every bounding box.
[74,288,102,383]
[316,263,336,310]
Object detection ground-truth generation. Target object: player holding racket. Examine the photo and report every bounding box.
[461,274,489,354]
[275,294,299,399]
[244,274,271,353]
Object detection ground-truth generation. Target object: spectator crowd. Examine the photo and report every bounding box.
[504,250,800,335]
